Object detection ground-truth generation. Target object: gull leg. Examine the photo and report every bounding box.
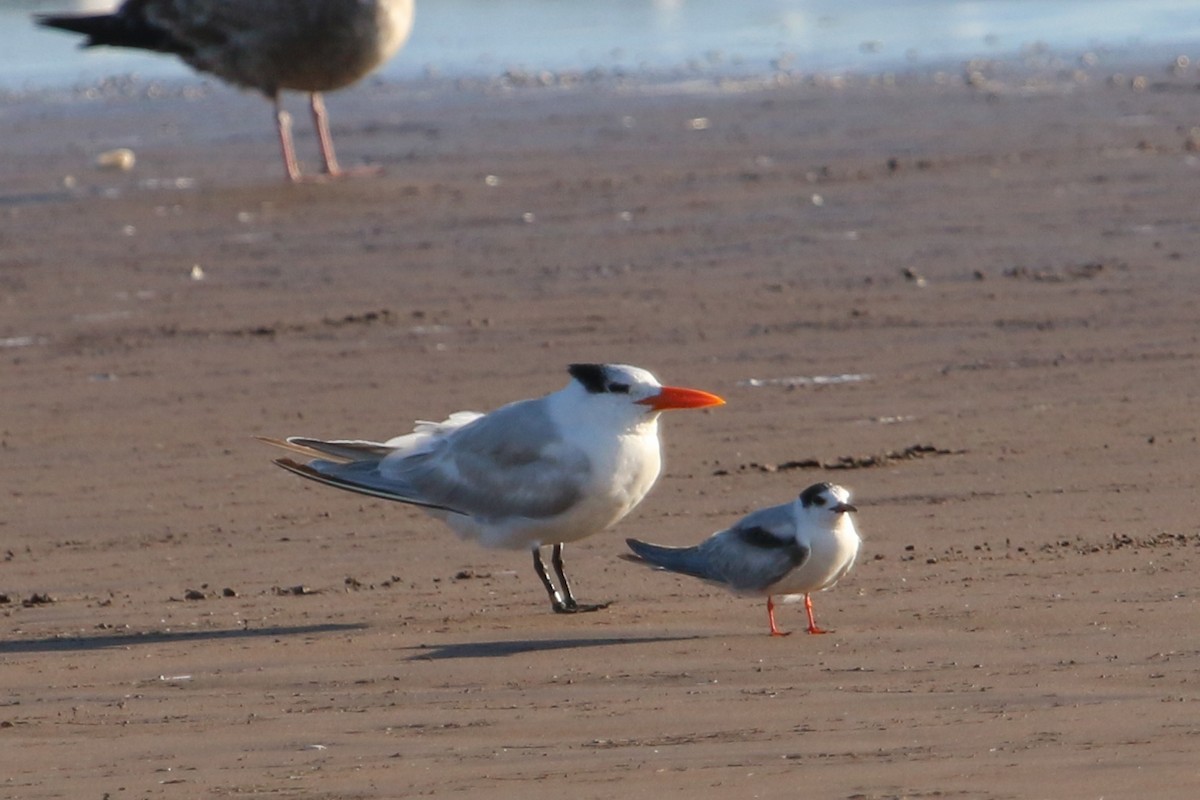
[310,92,383,179]
[551,543,609,613]
[804,593,830,635]
[310,92,341,175]
[767,596,791,637]
[273,94,303,182]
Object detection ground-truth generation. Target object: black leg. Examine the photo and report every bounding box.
[550,543,577,609]
[550,543,609,613]
[531,546,569,613]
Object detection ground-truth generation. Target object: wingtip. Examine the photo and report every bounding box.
[255,435,289,447]
[624,537,650,555]
[256,436,335,460]
[624,538,661,563]
[271,456,314,475]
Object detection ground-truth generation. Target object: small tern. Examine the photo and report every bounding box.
[625,482,860,636]
[36,0,415,182]
[260,364,724,614]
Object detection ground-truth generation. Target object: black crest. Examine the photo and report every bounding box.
[568,363,609,394]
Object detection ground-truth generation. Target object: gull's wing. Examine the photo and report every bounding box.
[137,0,412,94]
[149,0,330,43]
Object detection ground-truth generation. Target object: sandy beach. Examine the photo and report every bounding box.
[4,56,1200,798]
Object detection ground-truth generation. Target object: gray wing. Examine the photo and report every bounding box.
[258,436,396,462]
[383,399,589,521]
[265,399,588,520]
[273,457,454,512]
[706,502,809,590]
[700,523,809,592]
[629,502,807,593]
[625,539,720,582]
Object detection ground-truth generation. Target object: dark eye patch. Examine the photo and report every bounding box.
[799,482,836,508]
[607,382,631,394]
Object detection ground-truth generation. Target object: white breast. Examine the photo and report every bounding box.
[770,515,860,596]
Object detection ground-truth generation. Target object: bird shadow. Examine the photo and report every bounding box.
[404,633,703,661]
[0,622,367,654]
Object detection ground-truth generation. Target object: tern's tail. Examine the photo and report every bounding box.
[624,538,720,582]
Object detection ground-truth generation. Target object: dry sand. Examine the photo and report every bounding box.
[3,59,1200,798]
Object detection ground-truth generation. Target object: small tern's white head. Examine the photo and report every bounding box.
[796,482,857,522]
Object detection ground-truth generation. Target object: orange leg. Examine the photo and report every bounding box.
[767,596,791,637]
[804,593,830,635]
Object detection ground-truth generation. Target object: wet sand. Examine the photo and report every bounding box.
[3,60,1200,798]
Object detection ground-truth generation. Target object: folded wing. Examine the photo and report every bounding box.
[627,503,809,593]
[263,400,590,522]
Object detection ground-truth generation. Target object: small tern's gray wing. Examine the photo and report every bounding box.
[691,520,809,593]
[273,457,453,512]
[625,500,809,592]
[383,399,589,521]
[721,525,809,590]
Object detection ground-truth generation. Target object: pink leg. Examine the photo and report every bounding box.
[309,92,342,175]
[273,94,302,182]
[767,596,791,637]
[309,93,383,179]
[804,593,830,635]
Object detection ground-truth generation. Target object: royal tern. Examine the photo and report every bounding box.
[36,0,415,182]
[260,364,724,614]
[625,482,860,636]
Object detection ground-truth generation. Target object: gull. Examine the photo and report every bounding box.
[35,0,415,182]
[259,364,724,614]
[625,482,860,636]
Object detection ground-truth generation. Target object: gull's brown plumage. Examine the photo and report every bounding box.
[36,0,415,181]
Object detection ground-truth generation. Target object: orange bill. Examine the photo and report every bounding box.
[637,385,725,411]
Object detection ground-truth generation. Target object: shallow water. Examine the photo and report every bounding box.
[3,0,1199,91]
